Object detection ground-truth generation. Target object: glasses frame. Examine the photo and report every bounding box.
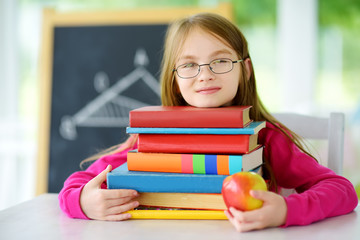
[173,58,244,79]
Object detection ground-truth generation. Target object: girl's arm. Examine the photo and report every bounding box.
[261,124,358,227]
[226,124,358,232]
[58,146,138,220]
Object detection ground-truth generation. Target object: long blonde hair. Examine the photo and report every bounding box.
[159,13,317,189]
[82,13,316,190]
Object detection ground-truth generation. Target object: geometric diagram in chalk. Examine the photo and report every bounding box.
[59,48,160,140]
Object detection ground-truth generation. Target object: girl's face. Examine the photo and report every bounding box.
[174,28,241,108]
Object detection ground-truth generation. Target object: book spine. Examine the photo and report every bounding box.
[126,210,227,220]
[127,122,266,135]
[130,107,250,128]
[138,134,252,154]
[134,193,226,210]
[107,173,226,193]
[128,151,247,175]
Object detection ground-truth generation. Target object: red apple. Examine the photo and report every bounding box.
[222,172,267,211]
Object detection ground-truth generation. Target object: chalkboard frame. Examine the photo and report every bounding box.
[36,4,233,195]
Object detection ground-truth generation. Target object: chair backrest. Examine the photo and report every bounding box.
[272,112,345,175]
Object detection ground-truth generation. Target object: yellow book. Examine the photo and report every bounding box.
[126,209,227,220]
[134,192,226,210]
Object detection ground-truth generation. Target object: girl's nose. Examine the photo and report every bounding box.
[197,65,215,81]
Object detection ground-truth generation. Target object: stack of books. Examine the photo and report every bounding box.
[107,106,266,219]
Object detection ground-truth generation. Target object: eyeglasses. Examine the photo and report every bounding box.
[173,58,244,79]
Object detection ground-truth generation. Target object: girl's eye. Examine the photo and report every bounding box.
[212,59,228,65]
[181,63,196,69]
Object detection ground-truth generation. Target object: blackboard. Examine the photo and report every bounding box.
[37,5,233,194]
[49,25,165,192]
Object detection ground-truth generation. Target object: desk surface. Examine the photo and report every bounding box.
[0,194,359,240]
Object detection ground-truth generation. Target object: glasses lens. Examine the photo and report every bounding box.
[177,63,199,78]
[210,59,232,74]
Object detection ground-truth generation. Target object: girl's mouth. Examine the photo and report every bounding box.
[196,87,221,95]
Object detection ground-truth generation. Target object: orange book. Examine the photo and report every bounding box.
[127,147,263,175]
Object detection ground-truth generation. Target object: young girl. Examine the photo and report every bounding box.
[59,13,358,232]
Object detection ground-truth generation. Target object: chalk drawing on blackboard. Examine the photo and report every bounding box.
[94,71,110,93]
[59,48,160,140]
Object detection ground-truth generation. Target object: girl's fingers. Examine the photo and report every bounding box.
[227,208,264,232]
[234,221,264,232]
[105,196,138,207]
[225,210,243,232]
[105,200,140,216]
[87,165,112,188]
[103,189,139,200]
[228,207,246,222]
[225,210,237,227]
[229,207,264,223]
[250,190,272,201]
[102,212,132,221]
[224,209,233,220]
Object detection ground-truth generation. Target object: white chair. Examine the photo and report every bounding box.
[272,112,345,175]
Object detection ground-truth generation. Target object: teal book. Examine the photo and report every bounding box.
[107,163,262,193]
[126,121,265,135]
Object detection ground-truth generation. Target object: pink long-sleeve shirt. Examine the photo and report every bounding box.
[58,122,358,226]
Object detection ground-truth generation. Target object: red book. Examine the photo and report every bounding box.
[137,134,259,154]
[129,106,252,128]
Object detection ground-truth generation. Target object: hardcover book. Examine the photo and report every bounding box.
[107,164,262,193]
[129,105,252,128]
[137,133,259,154]
[134,192,226,210]
[127,147,263,175]
[126,208,227,219]
[107,163,226,193]
[126,121,266,135]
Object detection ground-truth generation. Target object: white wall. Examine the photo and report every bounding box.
[277,0,317,114]
[0,0,36,210]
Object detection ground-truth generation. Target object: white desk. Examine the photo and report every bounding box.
[0,194,359,240]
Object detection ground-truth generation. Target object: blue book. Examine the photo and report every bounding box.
[107,163,226,193]
[107,163,262,193]
[126,121,266,135]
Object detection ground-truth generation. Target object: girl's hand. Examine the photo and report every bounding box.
[224,190,287,232]
[80,165,140,221]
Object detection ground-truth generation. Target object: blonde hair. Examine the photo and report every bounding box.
[160,13,311,189]
[82,13,316,190]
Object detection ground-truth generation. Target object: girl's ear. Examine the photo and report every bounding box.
[244,58,252,81]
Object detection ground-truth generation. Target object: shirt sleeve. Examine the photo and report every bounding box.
[58,146,132,219]
[259,123,358,227]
